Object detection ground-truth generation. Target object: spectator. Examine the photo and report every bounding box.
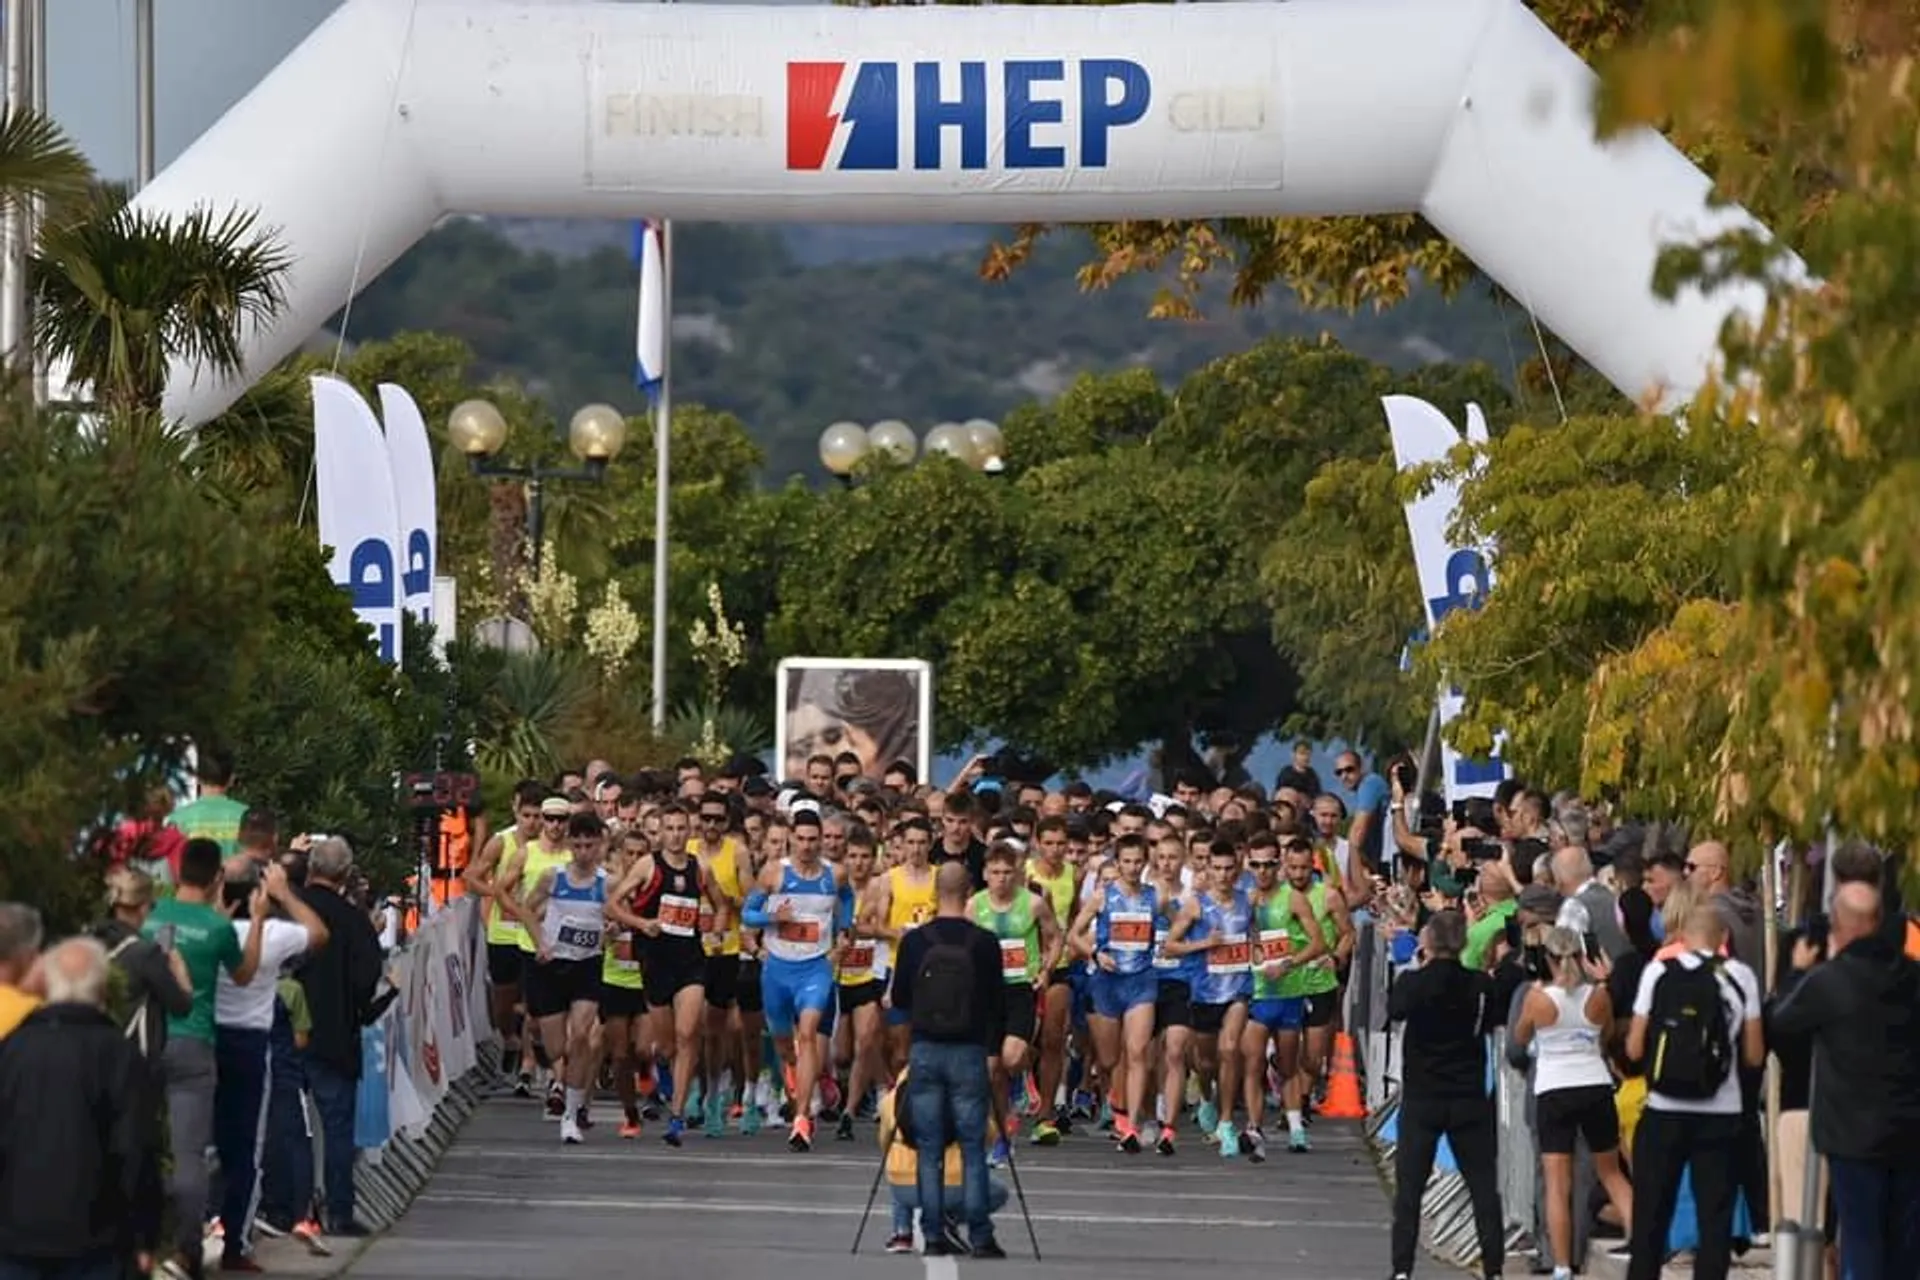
[1683,841,1762,970]
[0,937,159,1280]
[1461,859,1519,972]
[1275,741,1322,798]
[876,1066,1009,1255]
[214,863,328,1272]
[1623,907,1765,1280]
[1768,881,1920,1280]
[1334,751,1390,888]
[0,903,43,1041]
[144,838,266,1280]
[295,837,384,1238]
[1386,909,1505,1280]
[91,867,192,1062]
[1551,840,1632,960]
[889,862,1007,1260]
[167,748,248,858]
[222,807,280,881]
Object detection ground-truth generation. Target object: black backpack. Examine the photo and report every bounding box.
[910,935,979,1039]
[1646,955,1734,1100]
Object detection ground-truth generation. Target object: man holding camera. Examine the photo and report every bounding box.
[1386,909,1505,1280]
[889,862,1007,1259]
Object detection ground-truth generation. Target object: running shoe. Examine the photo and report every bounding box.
[1052,1103,1075,1135]
[989,1137,1010,1167]
[788,1115,813,1152]
[545,1082,565,1118]
[836,1113,855,1142]
[685,1080,705,1127]
[290,1221,330,1257]
[885,1234,914,1255]
[1196,1099,1220,1134]
[1246,1126,1267,1164]
[703,1102,726,1140]
[575,1107,594,1131]
[1217,1122,1240,1159]
[741,1104,762,1137]
[1156,1126,1176,1157]
[1289,1128,1311,1153]
[1116,1121,1141,1154]
[618,1117,643,1140]
[664,1116,685,1148]
[513,1071,533,1099]
[1029,1121,1061,1146]
[559,1115,583,1145]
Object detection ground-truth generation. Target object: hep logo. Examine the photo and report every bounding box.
[786,58,1151,172]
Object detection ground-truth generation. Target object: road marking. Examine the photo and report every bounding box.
[412,1190,1385,1230]
[924,1256,959,1280]
[443,1144,1371,1178]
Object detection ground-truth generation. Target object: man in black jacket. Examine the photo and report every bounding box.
[296,838,384,1238]
[890,862,1006,1260]
[0,937,158,1280]
[1386,909,1505,1280]
[1768,881,1920,1280]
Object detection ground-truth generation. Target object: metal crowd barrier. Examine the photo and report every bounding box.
[1347,920,1539,1274]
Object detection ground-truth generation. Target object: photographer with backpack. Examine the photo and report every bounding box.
[888,862,1008,1260]
[1624,906,1764,1280]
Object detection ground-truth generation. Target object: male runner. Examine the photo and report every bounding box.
[1277,834,1353,1150]
[502,795,575,1110]
[871,816,937,1073]
[834,827,887,1140]
[600,828,651,1137]
[1239,840,1327,1162]
[1146,833,1199,1155]
[464,779,545,1081]
[510,813,610,1145]
[1069,832,1160,1153]
[736,816,785,1135]
[742,808,848,1152]
[969,841,1063,1164]
[1024,816,1080,1143]
[1165,840,1254,1156]
[691,797,751,1137]
[613,804,724,1146]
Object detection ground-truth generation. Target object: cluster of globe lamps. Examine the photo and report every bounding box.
[818,417,1007,481]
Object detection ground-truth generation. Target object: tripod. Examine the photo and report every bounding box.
[849,1084,1042,1259]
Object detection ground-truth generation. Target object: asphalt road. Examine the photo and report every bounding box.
[343,1096,1395,1280]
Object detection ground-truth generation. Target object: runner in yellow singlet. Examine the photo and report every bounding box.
[868,816,936,1073]
[832,827,887,1141]
[691,795,752,1137]
[599,827,650,1137]
[1024,815,1081,1143]
[502,795,574,1114]
[465,780,547,1082]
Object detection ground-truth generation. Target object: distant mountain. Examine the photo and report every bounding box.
[343,219,1521,482]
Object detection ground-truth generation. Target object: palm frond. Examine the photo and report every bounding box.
[0,108,94,220]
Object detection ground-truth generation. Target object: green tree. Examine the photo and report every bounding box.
[33,188,290,417]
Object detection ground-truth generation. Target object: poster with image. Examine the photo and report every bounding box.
[775,658,933,785]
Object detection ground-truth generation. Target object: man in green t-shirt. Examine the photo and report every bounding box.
[143,837,266,1277]
[167,747,249,857]
[1461,860,1518,971]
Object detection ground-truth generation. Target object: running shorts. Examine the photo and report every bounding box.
[1090,968,1158,1020]
[598,982,647,1021]
[1535,1083,1620,1156]
[524,957,600,1018]
[1190,998,1246,1037]
[762,957,835,1036]
[487,942,523,988]
[1248,995,1307,1032]
[1152,980,1193,1033]
[1304,990,1339,1028]
[642,958,705,1010]
[1000,983,1037,1047]
[703,953,741,1010]
[838,979,886,1015]
[737,958,764,1014]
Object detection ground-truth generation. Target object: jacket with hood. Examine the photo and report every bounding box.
[1768,932,1920,1166]
[1713,886,1764,975]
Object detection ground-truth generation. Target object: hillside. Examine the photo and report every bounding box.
[340,219,1522,481]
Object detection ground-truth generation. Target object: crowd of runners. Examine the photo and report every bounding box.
[462,750,1367,1161]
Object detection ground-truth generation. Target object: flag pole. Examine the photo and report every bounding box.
[649,219,671,732]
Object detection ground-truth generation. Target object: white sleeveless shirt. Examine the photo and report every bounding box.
[1531,982,1614,1094]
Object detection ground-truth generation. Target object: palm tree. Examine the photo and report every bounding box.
[31,185,291,418]
[0,108,93,216]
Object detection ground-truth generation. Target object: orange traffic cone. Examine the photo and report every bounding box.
[1320,1031,1367,1119]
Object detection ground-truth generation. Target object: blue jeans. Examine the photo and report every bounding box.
[1830,1157,1920,1280]
[302,1054,359,1230]
[890,1178,1009,1237]
[213,1026,270,1257]
[257,1016,312,1229]
[906,1039,993,1247]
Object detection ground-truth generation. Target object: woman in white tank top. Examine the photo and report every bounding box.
[1511,927,1635,1280]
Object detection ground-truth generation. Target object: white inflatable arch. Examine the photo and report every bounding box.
[135,0,1773,425]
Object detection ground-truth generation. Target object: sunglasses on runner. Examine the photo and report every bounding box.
[1247,859,1279,870]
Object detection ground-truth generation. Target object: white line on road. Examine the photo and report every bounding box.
[412,1190,1385,1230]
[924,1256,959,1280]
[442,1144,1371,1179]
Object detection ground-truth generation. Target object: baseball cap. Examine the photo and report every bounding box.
[1517,883,1563,917]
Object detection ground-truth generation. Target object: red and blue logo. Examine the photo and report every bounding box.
[786,58,1151,172]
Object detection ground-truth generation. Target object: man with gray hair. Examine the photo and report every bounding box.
[0,902,43,1040]
[0,936,159,1279]
[1552,839,1633,960]
[295,837,384,1238]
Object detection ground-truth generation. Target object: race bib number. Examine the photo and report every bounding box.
[1254,928,1292,965]
[1207,935,1250,976]
[1152,927,1181,969]
[659,894,700,937]
[777,919,823,945]
[558,923,601,951]
[1109,911,1152,950]
[999,937,1029,982]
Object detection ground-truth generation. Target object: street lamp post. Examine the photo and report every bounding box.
[449,399,630,580]
[819,417,1005,482]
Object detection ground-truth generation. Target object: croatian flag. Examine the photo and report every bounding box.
[633,219,665,403]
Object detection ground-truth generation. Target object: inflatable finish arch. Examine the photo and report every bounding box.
[134,0,1773,425]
